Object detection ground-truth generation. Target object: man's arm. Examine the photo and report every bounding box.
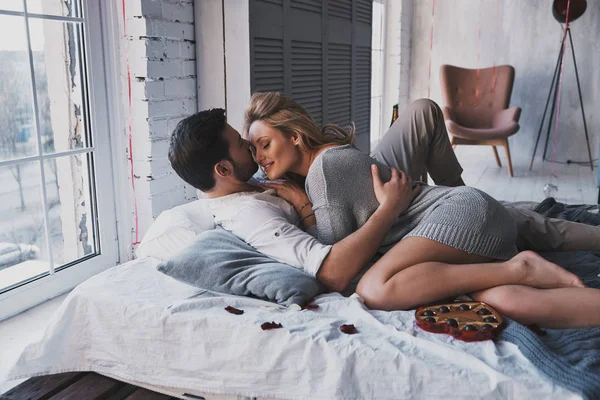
[230,166,417,291]
[316,166,420,292]
[235,199,398,289]
[315,203,398,292]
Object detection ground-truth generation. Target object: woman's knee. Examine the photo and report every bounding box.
[355,278,381,309]
[356,277,414,311]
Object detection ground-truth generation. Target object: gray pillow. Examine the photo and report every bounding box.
[157,227,326,306]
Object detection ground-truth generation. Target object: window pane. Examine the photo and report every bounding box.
[45,153,97,267]
[0,161,49,291]
[0,1,23,12]
[0,15,39,162]
[29,18,89,154]
[26,0,79,17]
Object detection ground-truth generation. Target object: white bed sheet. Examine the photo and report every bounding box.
[1,257,578,400]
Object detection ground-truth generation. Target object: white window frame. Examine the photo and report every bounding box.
[0,0,120,321]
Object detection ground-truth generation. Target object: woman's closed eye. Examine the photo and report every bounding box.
[262,143,270,149]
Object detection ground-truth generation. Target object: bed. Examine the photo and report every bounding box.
[1,198,598,400]
[1,256,578,399]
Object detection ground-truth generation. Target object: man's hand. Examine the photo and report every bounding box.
[260,179,310,212]
[371,164,421,217]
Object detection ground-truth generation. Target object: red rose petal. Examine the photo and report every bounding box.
[340,324,358,334]
[225,306,244,315]
[261,321,283,330]
[301,304,319,310]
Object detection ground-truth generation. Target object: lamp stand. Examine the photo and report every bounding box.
[529,27,593,171]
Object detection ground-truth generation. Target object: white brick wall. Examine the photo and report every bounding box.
[121,0,198,245]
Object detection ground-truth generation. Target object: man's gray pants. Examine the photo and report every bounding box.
[370,98,600,252]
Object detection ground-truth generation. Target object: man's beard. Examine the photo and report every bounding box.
[231,159,258,182]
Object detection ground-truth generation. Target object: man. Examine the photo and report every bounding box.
[168,102,600,284]
[168,108,413,290]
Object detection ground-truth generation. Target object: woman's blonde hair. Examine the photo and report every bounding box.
[243,92,355,152]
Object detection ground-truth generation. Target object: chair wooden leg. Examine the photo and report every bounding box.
[492,146,501,167]
[503,139,514,177]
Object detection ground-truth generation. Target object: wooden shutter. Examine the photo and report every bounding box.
[250,0,372,152]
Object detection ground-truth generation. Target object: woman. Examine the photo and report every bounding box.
[243,92,600,329]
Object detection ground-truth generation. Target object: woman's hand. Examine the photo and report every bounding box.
[260,179,310,211]
[371,164,421,217]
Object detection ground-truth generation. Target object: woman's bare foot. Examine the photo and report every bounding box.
[508,250,585,289]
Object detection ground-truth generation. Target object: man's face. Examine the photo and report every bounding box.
[223,124,258,182]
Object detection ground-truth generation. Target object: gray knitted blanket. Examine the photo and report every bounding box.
[499,200,600,400]
[306,145,518,260]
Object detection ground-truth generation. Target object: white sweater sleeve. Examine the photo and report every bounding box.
[227,202,331,277]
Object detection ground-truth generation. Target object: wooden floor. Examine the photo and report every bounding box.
[454,146,598,205]
[0,372,183,400]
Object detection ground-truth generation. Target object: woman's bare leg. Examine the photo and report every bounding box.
[471,285,600,329]
[356,237,584,311]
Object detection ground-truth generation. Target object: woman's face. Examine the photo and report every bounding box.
[248,120,302,179]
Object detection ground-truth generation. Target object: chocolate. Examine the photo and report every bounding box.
[415,301,505,342]
[446,318,458,328]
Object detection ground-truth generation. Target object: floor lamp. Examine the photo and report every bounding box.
[529,0,593,171]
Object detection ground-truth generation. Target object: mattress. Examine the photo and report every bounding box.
[1,257,578,399]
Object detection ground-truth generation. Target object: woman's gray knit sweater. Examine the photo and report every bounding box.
[305,145,518,260]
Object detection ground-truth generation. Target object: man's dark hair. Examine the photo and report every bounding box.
[168,108,229,191]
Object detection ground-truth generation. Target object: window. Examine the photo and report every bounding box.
[0,0,118,320]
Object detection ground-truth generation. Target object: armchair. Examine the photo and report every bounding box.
[440,65,521,177]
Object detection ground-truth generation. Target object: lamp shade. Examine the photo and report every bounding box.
[552,0,587,23]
